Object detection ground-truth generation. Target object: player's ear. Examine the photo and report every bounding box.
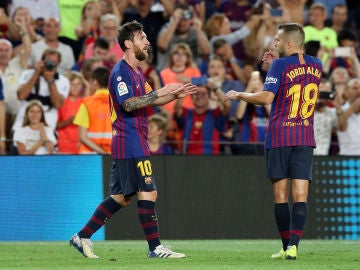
[124,40,132,50]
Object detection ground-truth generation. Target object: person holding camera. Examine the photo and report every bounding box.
[12,48,70,134]
[156,2,210,71]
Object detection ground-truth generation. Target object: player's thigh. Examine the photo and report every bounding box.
[109,157,157,197]
[289,146,313,181]
[266,147,291,180]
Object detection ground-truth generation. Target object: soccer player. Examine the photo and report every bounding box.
[70,20,196,258]
[224,23,322,260]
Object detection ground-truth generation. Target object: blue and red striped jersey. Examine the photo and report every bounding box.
[175,108,228,154]
[108,60,153,159]
[263,53,322,149]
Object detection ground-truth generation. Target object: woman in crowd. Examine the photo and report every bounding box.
[13,100,56,155]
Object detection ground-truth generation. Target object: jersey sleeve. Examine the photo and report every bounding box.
[109,67,134,106]
[73,103,89,128]
[263,59,282,95]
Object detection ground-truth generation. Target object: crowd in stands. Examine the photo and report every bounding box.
[0,0,359,156]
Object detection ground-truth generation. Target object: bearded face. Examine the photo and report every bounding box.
[134,43,148,62]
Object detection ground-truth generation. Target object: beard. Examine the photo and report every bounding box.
[134,45,148,61]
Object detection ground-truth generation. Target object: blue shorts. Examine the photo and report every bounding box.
[109,157,157,196]
[266,146,313,181]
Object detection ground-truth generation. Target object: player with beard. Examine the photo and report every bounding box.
[70,20,196,259]
[224,23,322,260]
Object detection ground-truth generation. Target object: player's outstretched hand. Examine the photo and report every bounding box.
[172,83,197,99]
[262,50,278,65]
[156,83,184,97]
[223,90,240,102]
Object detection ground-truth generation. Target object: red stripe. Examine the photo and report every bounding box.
[146,232,159,241]
[141,221,158,229]
[90,216,104,226]
[291,230,303,237]
[98,205,111,217]
[137,208,155,215]
[279,230,290,239]
[83,226,94,234]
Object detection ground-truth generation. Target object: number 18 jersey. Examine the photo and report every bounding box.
[263,53,323,150]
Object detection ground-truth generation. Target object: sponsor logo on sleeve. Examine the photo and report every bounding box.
[265,76,277,84]
[117,82,128,96]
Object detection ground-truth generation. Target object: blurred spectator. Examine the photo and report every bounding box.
[218,0,253,61]
[84,13,123,69]
[325,3,349,34]
[98,0,121,20]
[0,6,23,43]
[174,84,230,154]
[324,29,360,78]
[74,36,110,71]
[313,78,338,155]
[347,0,360,32]
[13,99,57,155]
[160,42,201,114]
[174,0,206,24]
[204,13,260,83]
[0,77,5,154]
[148,113,174,155]
[121,0,172,66]
[73,66,111,154]
[75,0,101,52]
[13,48,70,132]
[58,0,90,61]
[80,56,104,82]
[329,66,350,105]
[10,7,42,51]
[314,0,346,19]
[156,3,210,70]
[337,78,360,155]
[56,71,86,154]
[232,71,269,155]
[243,3,288,63]
[277,0,307,25]
[30,17,75,74]
[0,36,31,152]
[304,3,338,64]
[10,0,60,21]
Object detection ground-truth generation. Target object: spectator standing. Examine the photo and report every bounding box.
[304,3,338,64]
[174,83,230,154]
[73,66,112,154]
[0,30,31,151]
[13,99,56,155]
[156,3,210,70]
[30,17,75,74]
[313,78,338,155]
[325,3,349,34]
[56,71,86,154]
[160,42,201,114]
[13,48,70,131]
[57,0,88,60]
[121,0,172,66]
[224,23,322,260]
[337,78,360,155]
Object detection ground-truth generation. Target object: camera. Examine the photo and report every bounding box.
[191,76,207,86]
[44,60,56,71]
[334,47,351,57]
[319,91,336,100]
[181,10,192,20]
[270,8,283,17]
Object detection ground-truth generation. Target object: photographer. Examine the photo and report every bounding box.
[12,49,70,132]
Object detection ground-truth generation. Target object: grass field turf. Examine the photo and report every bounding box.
[0,240,358,270]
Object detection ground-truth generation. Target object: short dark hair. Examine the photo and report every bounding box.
[94,36,110,50]
[278,23,305,48]
[337,29,357,44]
[117,20,144,51]
[91,66,110,88]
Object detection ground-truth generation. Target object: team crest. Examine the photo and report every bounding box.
[117,82,128,96]
[144,177,152,184]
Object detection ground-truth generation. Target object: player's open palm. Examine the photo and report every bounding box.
[157,83,183,97]
[173,83,197,99]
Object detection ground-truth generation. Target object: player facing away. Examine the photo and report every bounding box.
[70,20,197,259]
[224,23,322,260]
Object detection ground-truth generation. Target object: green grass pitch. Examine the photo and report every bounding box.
[0,240,358,270]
